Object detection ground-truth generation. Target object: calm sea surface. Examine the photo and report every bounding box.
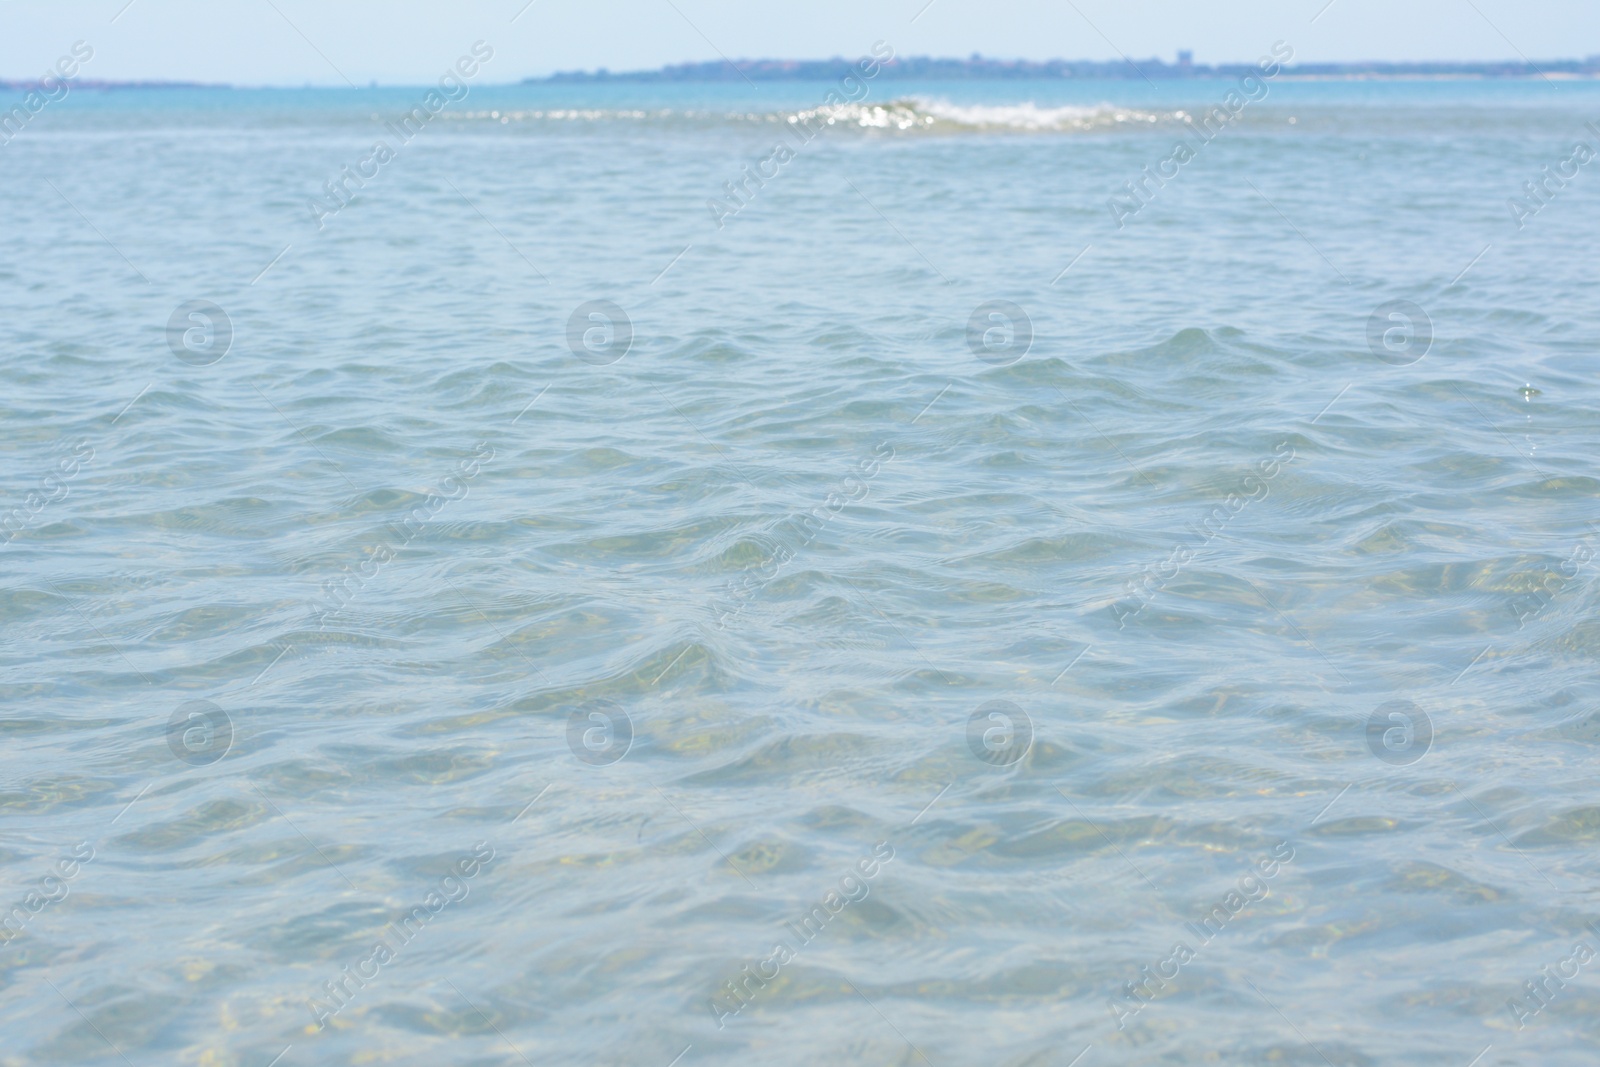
[3,73,1600,1066]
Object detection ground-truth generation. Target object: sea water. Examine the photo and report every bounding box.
[2,72,1600,1065]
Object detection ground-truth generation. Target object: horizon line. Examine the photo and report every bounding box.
[6,52,1600,91]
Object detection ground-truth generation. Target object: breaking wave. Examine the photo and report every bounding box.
[442,97,1173,133]
[792,97,1166,131]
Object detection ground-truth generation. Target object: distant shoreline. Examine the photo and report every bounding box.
[532,54,1600,83]
[0,79,214,91]
[6,55,1600,92]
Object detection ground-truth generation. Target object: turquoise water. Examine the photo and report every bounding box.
[3,75,1600,1065]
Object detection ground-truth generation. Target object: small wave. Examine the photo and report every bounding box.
[444,107,668,123]
[441,98,1169,133]
[795,97,1165,132]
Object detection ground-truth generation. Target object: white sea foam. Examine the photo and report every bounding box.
[444,98,1169,132]
[776,96,1166,132]
[444,108,664,122]
[860,97,1163,131]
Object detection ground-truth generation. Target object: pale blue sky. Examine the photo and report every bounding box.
[2,0,1596,86]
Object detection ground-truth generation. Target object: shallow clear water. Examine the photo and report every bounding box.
[3,73,1600,1066]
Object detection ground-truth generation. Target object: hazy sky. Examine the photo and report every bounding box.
[2,0,1596,86]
